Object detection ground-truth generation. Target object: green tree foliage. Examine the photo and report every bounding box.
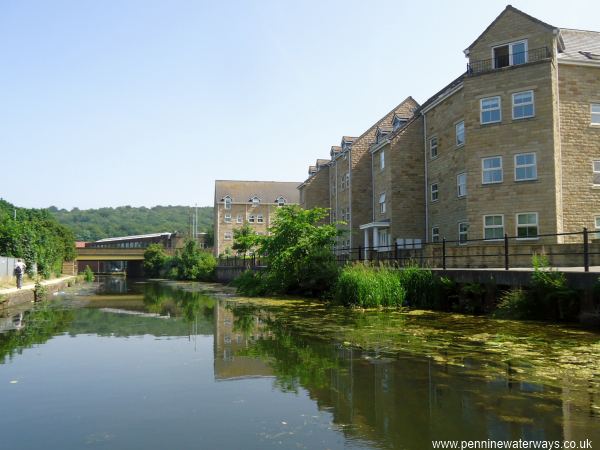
[176,240,216,281]
[232,224,258,256]
[143,244,168,278]
[143,240,216,281]
[0,199,76,277]
[83,265,95,282]
[243,206,340,296]
[49,205,213,241]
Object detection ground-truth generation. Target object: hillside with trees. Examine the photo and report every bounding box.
[48,205,213,242]
[0,199,76,277]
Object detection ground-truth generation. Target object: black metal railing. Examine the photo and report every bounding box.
[467,47,552,75]
[332,229,596,272]
[219,229,600,273]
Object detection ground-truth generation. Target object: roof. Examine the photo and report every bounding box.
[214,180,301,204]
[418,73,465,113]
[558,28,600,63]
[316,158,329,166]
[341,136,357,143]
[377,125,393,133]
[94,232,172,243]
[465,5,556,53]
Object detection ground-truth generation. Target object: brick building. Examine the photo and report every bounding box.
[299,5,600,254]
[213,180,300,256]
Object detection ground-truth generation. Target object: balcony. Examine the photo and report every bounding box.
[467,46,552,75]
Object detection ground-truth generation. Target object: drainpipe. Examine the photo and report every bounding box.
[348,149,352,249]
[423,113,429,243]
[554,42,564,241]
[371,151,375,222]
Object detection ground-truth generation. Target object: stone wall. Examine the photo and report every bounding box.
[558,63,600,235]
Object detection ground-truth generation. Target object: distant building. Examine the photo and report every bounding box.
[213,180,301,256]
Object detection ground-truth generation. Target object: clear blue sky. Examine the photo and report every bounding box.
[1,0,598,209]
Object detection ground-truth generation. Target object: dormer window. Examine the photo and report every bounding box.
[223,196,232,210]
[250,196,260,207]
[493,40,527,69]
[276,197,286,207]
[392,116,408,131]
[376,130,388,144]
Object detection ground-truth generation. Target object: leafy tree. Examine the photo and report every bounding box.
[143,244,168,278]
[176,240,216,281]
[232,224,258,256]
[0,199,76,277]
[257,206,340,295]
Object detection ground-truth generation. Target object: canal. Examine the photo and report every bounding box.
[0,277,599,449]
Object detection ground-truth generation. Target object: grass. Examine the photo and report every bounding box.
[334,264,406,308]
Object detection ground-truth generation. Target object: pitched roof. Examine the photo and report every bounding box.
[558,28,600,63]
[316,159,330,167]
[214,180,301,204]
[465,5,556,53]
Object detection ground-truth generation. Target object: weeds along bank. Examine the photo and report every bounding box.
[234,259,600,325]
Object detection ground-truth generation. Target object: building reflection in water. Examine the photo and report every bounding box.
[212,300,600,448]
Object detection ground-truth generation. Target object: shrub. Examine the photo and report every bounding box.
[334,265,405,308]
[83,265,95,282]
[397,264,437,308]
[143,243,168,278]
[231,270,270,297]
[495,288,531,319]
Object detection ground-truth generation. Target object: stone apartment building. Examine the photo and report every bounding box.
[299,5,600,253]
[299,97,419,252]
[213,180,300,256]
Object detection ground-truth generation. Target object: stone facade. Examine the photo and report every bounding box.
[298,5,600,257]
[214,180,300,255]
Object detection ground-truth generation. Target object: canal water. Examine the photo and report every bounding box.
[0,277,599,450]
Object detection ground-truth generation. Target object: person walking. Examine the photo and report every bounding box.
[14,259,26,289]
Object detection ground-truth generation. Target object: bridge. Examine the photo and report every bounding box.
[75,232,182,276]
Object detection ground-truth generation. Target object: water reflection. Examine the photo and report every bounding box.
[219,300,600,449]
[0,279,598,450]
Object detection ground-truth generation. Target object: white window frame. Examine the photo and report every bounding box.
[257,214,264,224]
[248,215,255,223]
[592,104,600,126]
[480,96,502,124]
[482,156,503,184]
[515,152,537,181]
[429,136,438,159]
[593,160,600,186]
[458,222,469,245]
[223,196,232,210]
[483,215,504,241]
[431,226,440,243]
[224,231,232,241]
[380,150,385,170]
[430,183,439,202]
[277,196,286,207]
[224,213,232,223]
[516,212,539,240]
[457,172,467,197]
[594,215,600,239]
[512,90,535,120]
[379,193,386,214]
[492,39,528,68]
[455,121,465,147]
[236,215,243,224]
[251,196,260,207]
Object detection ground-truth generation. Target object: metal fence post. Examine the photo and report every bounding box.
[395,242,399,261]
[504,234,509,270]
[358,245,362,261]
[442,238,446,270]
[584,227,589,272]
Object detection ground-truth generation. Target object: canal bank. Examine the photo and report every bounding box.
[0,275,78,308]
